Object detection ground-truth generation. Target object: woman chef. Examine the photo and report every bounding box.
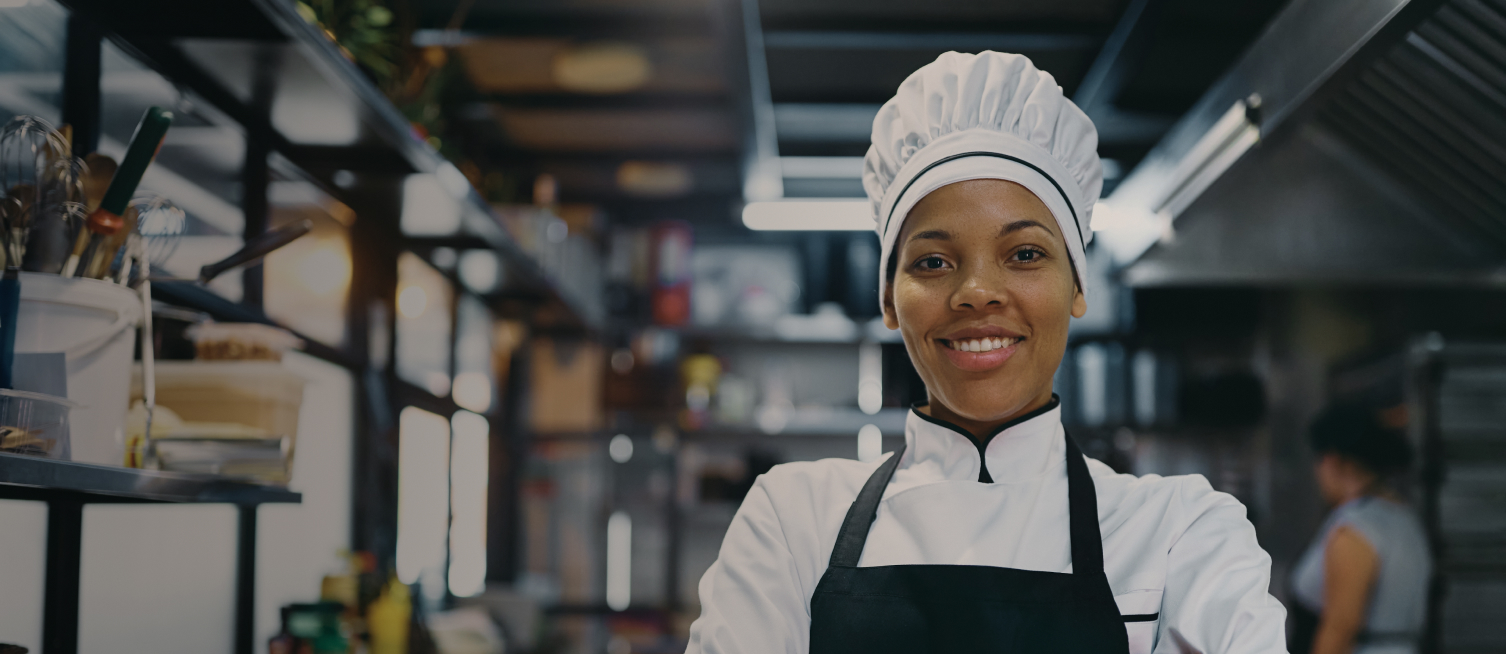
[686,52,1288,654]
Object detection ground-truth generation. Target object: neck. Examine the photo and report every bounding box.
[1337,476,1387,506]
[921,391,1056,442]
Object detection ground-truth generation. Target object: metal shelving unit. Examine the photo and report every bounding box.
[57,0,596,333]
[22,0,602,642]
[1407,339,1506,654]
[0,453,301,654]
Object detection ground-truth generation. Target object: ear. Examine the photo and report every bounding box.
[882,283,900,330]
[1070,285,1087,319]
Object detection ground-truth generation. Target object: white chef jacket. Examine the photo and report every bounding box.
[686,404,1288,654]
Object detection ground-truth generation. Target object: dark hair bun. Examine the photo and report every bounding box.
[1308,402,1413,475]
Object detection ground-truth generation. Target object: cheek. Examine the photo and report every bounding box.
[1315,461,1336,486]
[892,279,942,330]
[1015,282,1076,333]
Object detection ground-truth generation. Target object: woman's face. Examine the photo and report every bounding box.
[1314,453,1373,506]
[883,179,1086,429]
[1315,454,1347,506]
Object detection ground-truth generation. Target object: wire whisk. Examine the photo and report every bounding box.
[132,195,186,273]
[0,116,76,272]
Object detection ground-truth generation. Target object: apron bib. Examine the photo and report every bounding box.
[809,431,1131,653]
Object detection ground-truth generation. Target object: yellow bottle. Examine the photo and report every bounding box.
[367,576,411,654]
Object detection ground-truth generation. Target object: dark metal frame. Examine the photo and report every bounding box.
[1405,340,1506,654]
[0,453,301,654]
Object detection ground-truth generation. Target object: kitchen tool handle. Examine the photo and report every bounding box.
[0,269,18,389]
[138,256,156,467]
[100,107,173,217]
[197,219,313,285]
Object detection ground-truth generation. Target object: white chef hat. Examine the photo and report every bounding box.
[864,51,1102,306]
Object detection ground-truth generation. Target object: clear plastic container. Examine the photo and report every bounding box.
[0,388,79,459]
[131,361,306,482]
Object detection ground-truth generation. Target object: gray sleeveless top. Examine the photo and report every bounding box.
[1291,497,1432,654]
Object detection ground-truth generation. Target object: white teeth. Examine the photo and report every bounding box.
[946,337,1020,352]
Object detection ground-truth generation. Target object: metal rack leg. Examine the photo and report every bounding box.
[42,500,83,654]
[235,504,258,654]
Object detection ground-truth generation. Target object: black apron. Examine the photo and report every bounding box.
[809,431,1133,653]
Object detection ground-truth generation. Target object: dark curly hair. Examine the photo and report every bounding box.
[1308,402,1413,477]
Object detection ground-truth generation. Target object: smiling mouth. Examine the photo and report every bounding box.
[940,336,1022,352]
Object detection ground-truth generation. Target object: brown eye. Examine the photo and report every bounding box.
[917,256,947,270]
[1012,248,1045,263]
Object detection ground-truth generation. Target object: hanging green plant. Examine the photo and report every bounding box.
[295,0,402,89]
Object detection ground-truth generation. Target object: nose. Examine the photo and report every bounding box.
[950,260,1009,311]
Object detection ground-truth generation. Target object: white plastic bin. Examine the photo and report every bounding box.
[15,272,141,465]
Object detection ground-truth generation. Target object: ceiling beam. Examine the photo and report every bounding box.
[483,144,742,162]
[470,93,731,112]
[773,103,880,143]
[1073,0,1161,111]
[418,12,711,39]
[763,30,1096,52]
[60,0,284,41]
[1068,0,1180,148]
[714,0,783,201]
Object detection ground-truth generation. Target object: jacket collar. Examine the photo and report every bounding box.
[901,396,1065,483]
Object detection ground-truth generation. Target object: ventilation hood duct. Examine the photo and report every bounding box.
[1101,0,1506,287]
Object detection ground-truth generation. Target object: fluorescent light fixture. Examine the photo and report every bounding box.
[452,372,492,414]
[857,424,882,462]
[1091,201,1169,265]
[606,511,632,611]
[1092,96,1258,265]
[780,156,864,179]
[1091,201,1163,232]
[743,199,872,231]
[272,93,360,145]
[397,407,450,590]
[1076,343,1107,427]
[1154,95,1260,220]
[773,104,881,142]
[1132,350,1157,427]
[609,434,634,463]
[448,411,489,598]
[858,341,882,415]
[745,158,785,202]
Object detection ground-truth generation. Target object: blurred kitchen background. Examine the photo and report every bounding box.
[0,0,1503,652]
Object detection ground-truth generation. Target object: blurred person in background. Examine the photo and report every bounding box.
[1290,403,1430,654]
[686,51,1287,654]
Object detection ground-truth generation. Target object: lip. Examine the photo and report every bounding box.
[937,337,1022,372]
[939,324,1025,341]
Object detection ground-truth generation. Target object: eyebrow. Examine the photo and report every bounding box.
[1000,219,1051,236]
[907,229,951,242]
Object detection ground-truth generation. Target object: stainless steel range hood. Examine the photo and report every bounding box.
[1100,0,1506,287]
